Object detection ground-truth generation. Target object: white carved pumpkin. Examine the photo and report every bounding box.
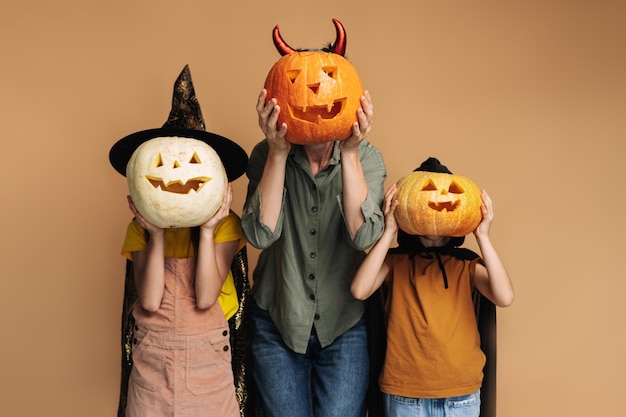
[126,136,227,228]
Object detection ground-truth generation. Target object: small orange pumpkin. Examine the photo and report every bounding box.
[394,167,483,237]
[263,19,364,144]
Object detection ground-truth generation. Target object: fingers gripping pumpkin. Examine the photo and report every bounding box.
[394,158,483,237]
[263,19,364,144]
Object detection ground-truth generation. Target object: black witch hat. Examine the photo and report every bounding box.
[109,65,247,182]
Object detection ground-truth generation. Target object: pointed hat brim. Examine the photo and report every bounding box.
[108,127,248,181]
[108,65,247,181]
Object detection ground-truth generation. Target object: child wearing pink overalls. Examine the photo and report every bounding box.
[122,185,244,417]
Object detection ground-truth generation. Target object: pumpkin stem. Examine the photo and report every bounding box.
[328,19,347,56]
[272,25,297,56]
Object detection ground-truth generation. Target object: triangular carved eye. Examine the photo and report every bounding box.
[421,179,437,191]
[189,152,201,164]
[173,160,181,168]
[287,70,301,84]
[322,66,337,79]
[154,153,164,168]
[448,181,464,194]
[308,83,320,94]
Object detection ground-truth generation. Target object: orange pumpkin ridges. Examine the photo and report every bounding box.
[264,52,363,144]
[394,171,483,237]
[264,20,364,145]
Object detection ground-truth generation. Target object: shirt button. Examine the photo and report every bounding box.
[309,229,316,235]
[310,252,316,259]
[311,206,318,213]
[223,345,229,352]
[312,184,317,191]
[309,294,315,300]
[314,314,320,320]
[133,338,137,345]
[222,330,228,336]
[308,274,315,280]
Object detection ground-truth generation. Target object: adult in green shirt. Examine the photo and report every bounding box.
[241,88,387,417]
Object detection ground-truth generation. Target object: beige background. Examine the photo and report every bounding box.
[1,1,624,416]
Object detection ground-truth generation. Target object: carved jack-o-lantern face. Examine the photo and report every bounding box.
[263,19,363,144]
[264,51,363,144]
[394,171,483,237]
[126,136,227,228]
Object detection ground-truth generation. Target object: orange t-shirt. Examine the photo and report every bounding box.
[378,252,485,398]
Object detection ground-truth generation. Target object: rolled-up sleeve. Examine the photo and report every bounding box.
[337,140,387,250]
[241,140,286,249]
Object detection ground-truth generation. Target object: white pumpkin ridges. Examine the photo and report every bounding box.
[126,137,227,228]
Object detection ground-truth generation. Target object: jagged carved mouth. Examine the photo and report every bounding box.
[146,176,211,194]
[428,200,460,212]
[288,99,344,124]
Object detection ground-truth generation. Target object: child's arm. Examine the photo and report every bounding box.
[128,196,166,313]
[472,190,515,307]
[195,184,240,309]
[351,184,397,300]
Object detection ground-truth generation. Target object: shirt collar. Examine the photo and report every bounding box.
[290,141,342,166]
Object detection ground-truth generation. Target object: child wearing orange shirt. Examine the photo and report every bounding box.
[351,158,514,417]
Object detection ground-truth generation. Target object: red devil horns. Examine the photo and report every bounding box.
[272,19,347,56]
[329,19,347,56]
[272,25,297,56]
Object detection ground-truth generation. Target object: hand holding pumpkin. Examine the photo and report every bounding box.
[201,183,233,232]
[382,183,399,235]
[473,189,493,238]
[341,91,374,153]
[127,195,164,237]
[256,89,290,154]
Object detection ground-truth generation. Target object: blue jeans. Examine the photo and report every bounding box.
[250,302,369,417]
[385,391,481,417]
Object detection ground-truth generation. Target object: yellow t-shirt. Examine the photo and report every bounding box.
[121,212,246,320]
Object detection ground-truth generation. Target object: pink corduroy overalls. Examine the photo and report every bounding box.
[125,257,239,417]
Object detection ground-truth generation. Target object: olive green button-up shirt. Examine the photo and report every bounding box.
[241,139,386,354]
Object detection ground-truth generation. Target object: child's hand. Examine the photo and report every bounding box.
[474,189,494,238]
[383,183,399,234]
[128,196,164,236]
[201,183,233,232]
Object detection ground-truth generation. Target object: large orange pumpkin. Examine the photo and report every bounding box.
[263,19,364,144]
[394,170,483,237]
